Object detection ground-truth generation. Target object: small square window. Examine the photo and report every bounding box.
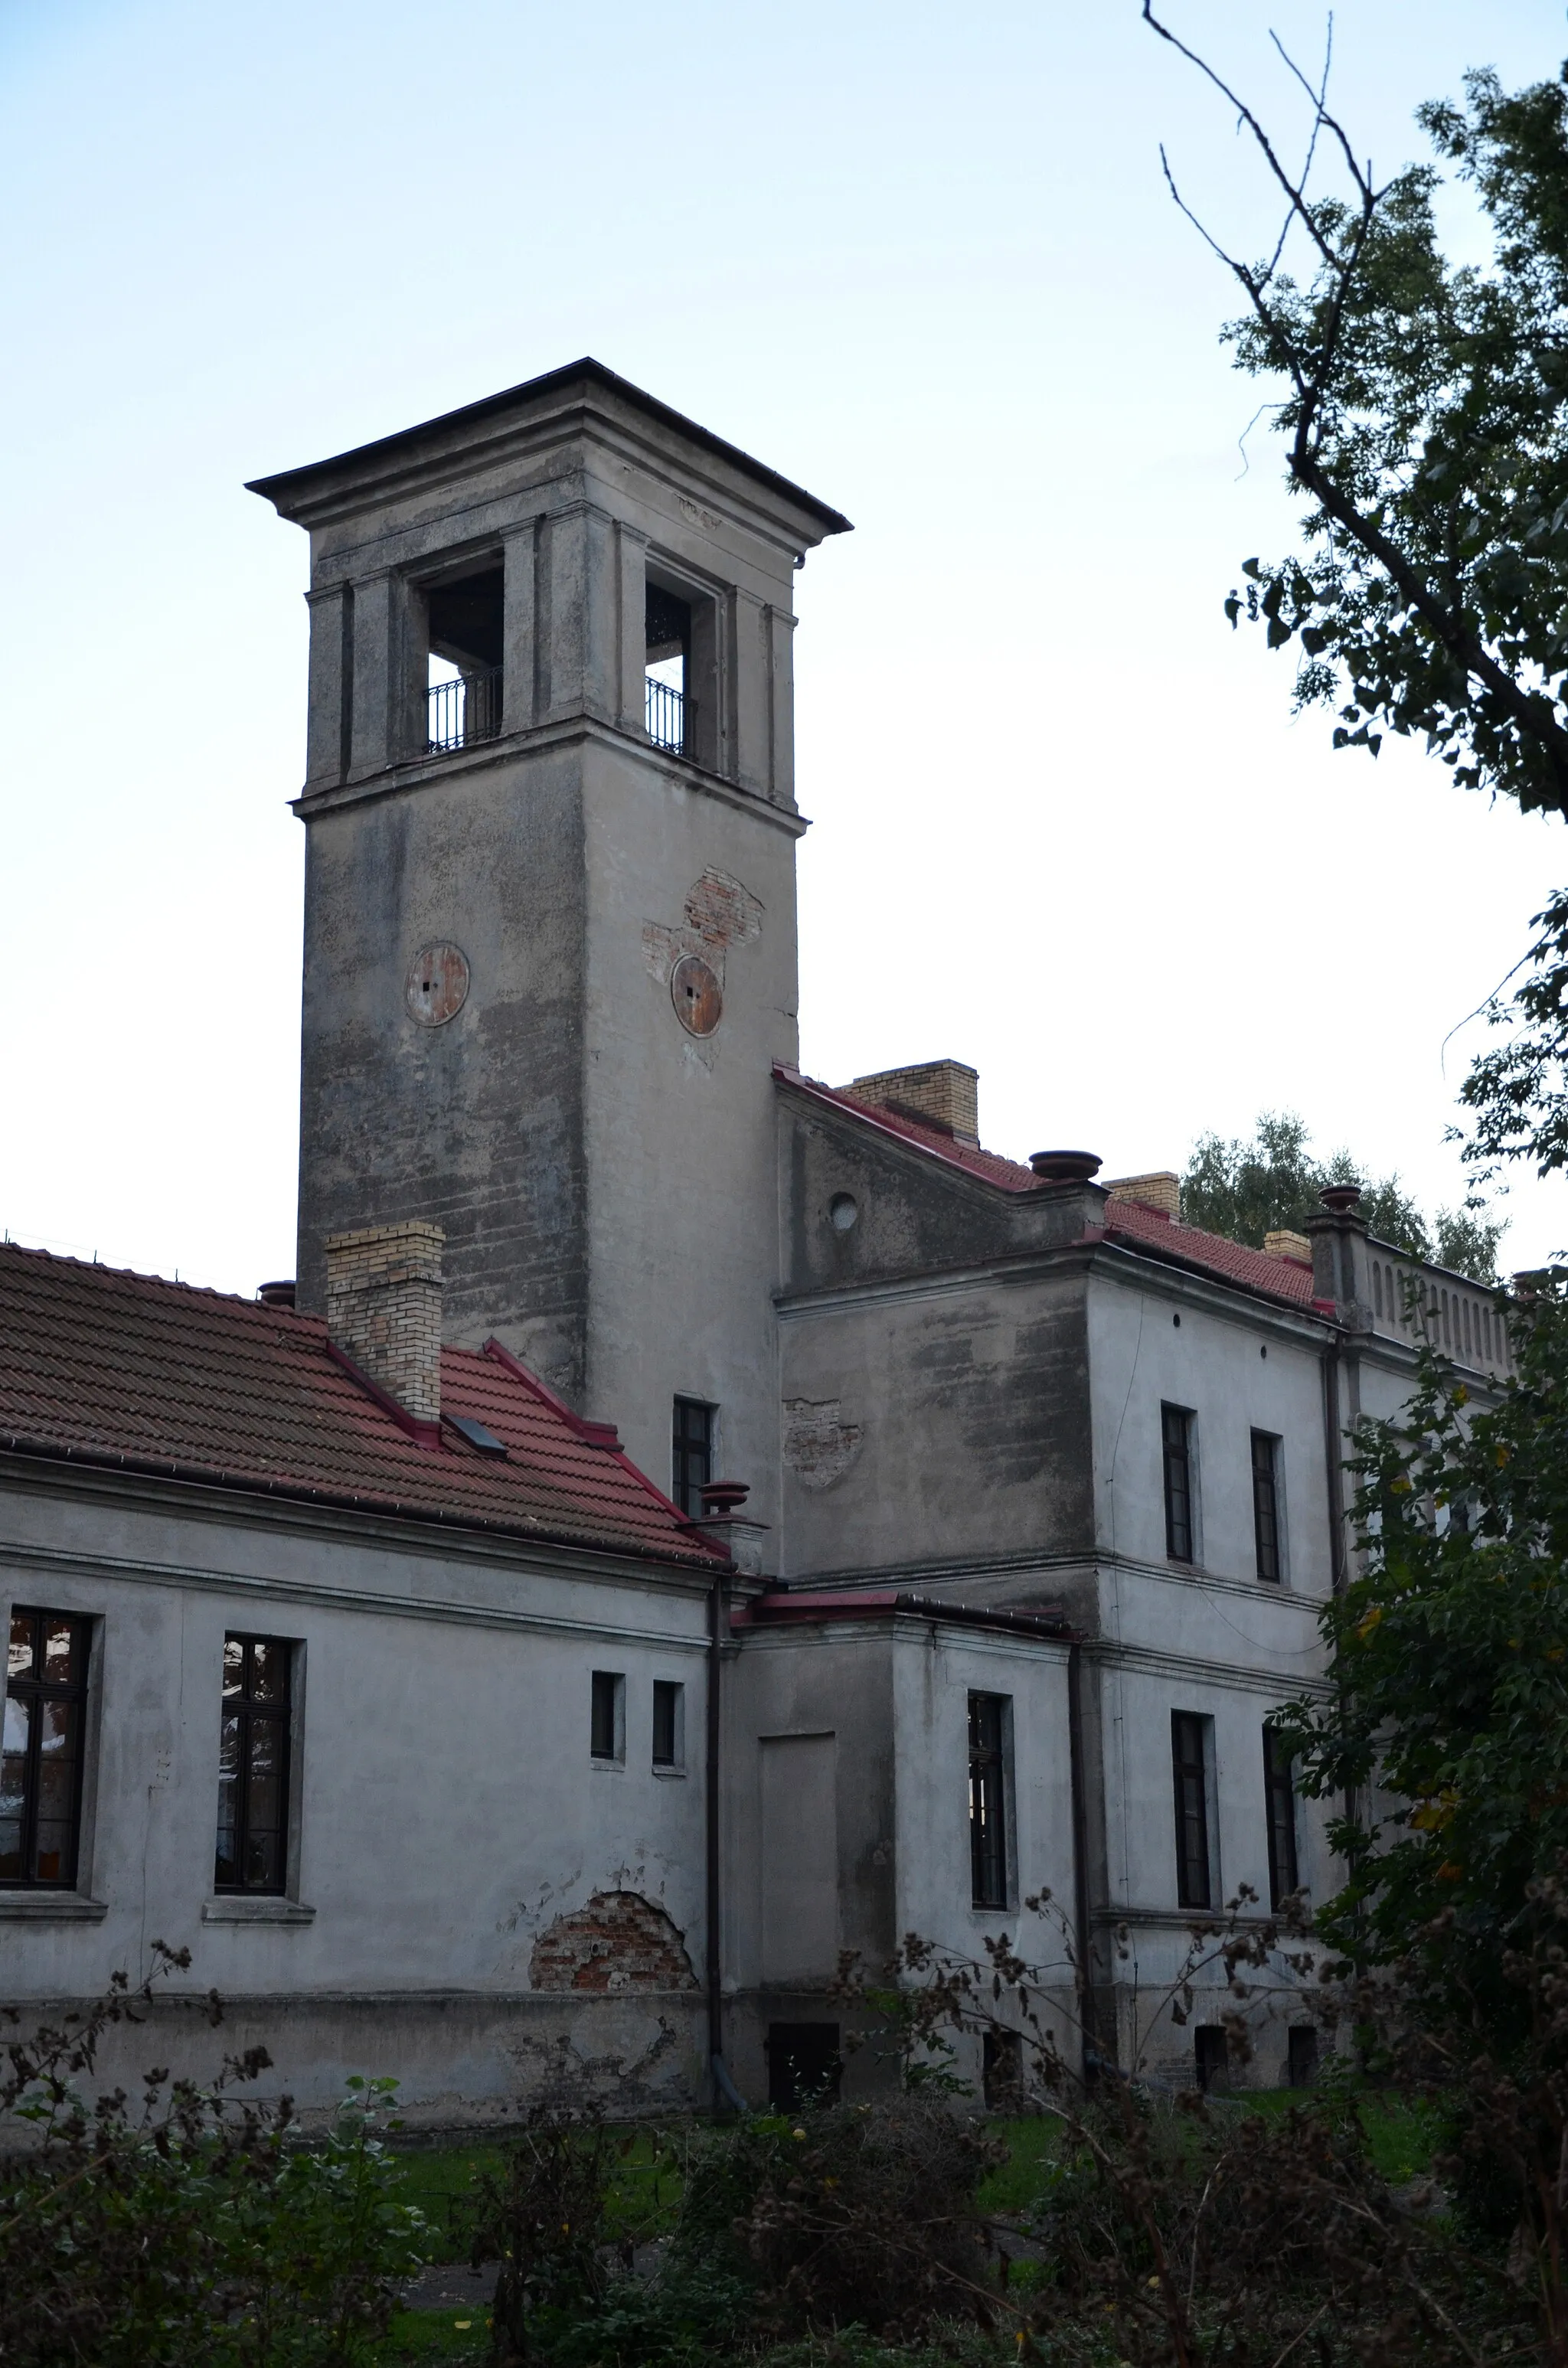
[591,1671,625,1763]
[652,1680,684,1771]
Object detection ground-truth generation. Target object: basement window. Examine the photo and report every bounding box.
[425,562,504,753]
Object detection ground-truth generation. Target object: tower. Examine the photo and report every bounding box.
[250,361,850,1516]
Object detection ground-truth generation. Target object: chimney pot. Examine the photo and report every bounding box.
[1319,1184,1363,1214]
[256,1279,296,1308]
[1028,1149,1103,1184]
[325,1221,445,1426]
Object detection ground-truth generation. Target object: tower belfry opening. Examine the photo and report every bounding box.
[645,580,691,756]
[425,561,504,753]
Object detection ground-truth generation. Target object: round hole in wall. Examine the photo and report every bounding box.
[829,1192,859,1233]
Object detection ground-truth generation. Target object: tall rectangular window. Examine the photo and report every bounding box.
[591,1670,625,1763]
[1252,1431,1282,1582]
[652,1680,683,1770]
[2,1609,90,1888]
[1162,1405,1195,1563]
[968,1691,1009,1909]
[1263,1724,1300,1907]
[671,1397,715,1517]
[1171,1710,1213,1909]
[215,1635,292,1895]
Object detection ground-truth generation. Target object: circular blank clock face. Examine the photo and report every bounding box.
[671,952,722,1037]
[405,943,471,1027]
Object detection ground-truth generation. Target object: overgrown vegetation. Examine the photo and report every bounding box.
[0,1945,425,2365]
[1181,1108,1501,1279]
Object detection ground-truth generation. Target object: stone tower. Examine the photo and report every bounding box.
[249,361,850,1513]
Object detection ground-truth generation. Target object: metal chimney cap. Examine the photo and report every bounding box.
[701,1479,750,1515]
[1028,1150,1103,1184]
[257,1279,296,1308]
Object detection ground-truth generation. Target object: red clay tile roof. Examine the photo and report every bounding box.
[775,1066,1328,1316]
[0,1245,722,1566]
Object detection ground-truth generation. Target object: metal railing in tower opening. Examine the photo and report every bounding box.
[645,674,686,755]
[426,667,502,755]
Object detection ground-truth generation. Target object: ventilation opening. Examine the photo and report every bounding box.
[426,563,504,753]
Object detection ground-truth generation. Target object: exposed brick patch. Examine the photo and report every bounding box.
[683,868,763,951]
[783,1398,864,1492]
[529,1891,699,1994]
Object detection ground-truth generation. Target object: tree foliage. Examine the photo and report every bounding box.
[1181,1109,1501,1280]
[1279,1285,1568,2026]
[1145,9,1568,816]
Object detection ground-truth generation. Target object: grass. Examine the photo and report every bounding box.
[375,2312,491,2363]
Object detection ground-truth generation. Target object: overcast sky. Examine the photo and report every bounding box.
[3,0,1566,1297]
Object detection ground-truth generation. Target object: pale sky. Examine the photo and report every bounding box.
[3,0,1565,1297]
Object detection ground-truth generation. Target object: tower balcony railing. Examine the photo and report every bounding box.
[645,674,686,756]
[426,667,502,755]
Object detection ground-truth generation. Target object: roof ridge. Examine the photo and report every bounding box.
[0,1238,289,1315]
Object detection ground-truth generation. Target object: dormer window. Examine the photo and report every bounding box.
[424,560,504,754]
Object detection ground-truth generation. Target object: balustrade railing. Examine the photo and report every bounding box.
[426,667,502,754]
[645,674,686,755]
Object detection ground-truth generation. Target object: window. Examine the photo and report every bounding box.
[1263,1724,1300,1907]
[652,1680,684,1771]
[1161,1405,1195,1563]
[2,1609,90,1888]
[1251,1430,1282,1582]
[766,2022,841,2110]
[645,581,691,754]
[591,1670,625,1763]
[968,1691,1009,1910]
[1288,2026,1320,2088]
[423,560,504,754]
[215,1635,292,1895]
[1171,1710,1214,1910]
[1194,2027,1229,2092]
[671,1397,715,1517]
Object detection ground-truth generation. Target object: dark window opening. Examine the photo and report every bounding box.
[969,1690,1009,1910]
[426,563,504,753]
[766,2021,842,2111]
[1194,2027,1230,2092]
[1252,1431,1282,1582]
[672,1397,715,1518]
[645,581,691,755]
[1171,1710,1212,1910]
[982,2028,1024,2111]
[1263,1724,1300,1908]
[1162,1405,1195,1563]
[2,1609,90,1888]
[591,1671,624,1763]
[1287,2025,1320,2089]
[652,1680,682,1769]
[215,1634,292,1896]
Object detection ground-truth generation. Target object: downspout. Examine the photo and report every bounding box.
[1067,1641,1099,2082]
[707,1568,746,2111]
[1321,1331,1348,1599]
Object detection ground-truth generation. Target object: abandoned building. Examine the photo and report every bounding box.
[0,361,1511,2122]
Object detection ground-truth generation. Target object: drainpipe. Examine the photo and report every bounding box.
[706,1569,746,2111]
[1321,1333,1347,1599]
[1067,1642,1098,2082]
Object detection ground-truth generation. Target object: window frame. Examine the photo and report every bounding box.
[652,1679,684,1772]
[1251,1429,1284,1583]
[1171,1709,1215,1911]
[1161,1403,1197,1565]
[967,1690,1011,1912]
[591,1670,626,1765]
[1263,1723,1301,1908]
[2,1607,92,1890]
[214,1632,295,1898]
[671,1396,717,1519]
